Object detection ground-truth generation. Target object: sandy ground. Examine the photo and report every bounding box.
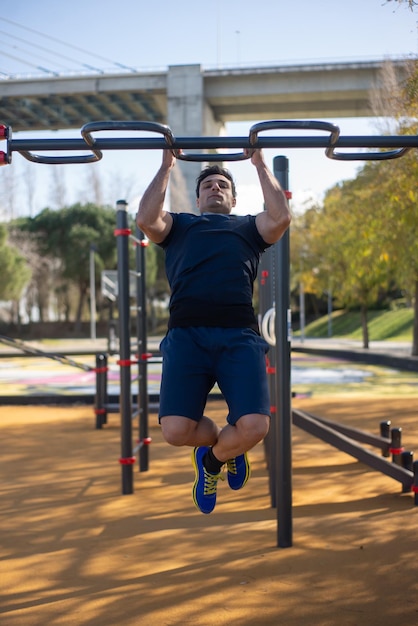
[1,396,418,626]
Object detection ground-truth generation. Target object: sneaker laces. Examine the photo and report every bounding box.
[203,468,224,495]
[227,458,237,475]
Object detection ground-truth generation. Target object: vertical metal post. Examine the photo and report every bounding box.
[259,246,276,508]
[136,225,150,472]
[273,156,293,548]
[391,427,403,466]
[89,244,97,340]
[380,420,391,457]
[116,199,134,495]
[413,461,418,505]
[95,353,108,429]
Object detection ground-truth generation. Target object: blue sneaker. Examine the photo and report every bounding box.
[192,446,224,514]
[227,452,251,490]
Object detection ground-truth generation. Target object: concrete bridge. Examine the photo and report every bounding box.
[0,59,409,210]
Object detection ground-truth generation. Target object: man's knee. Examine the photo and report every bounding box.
[236,413,270,445]
[160,415,197,447]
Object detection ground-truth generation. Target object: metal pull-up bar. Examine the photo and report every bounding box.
[0,119,416,165]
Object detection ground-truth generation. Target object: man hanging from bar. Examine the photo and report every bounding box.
[136,148,291,514]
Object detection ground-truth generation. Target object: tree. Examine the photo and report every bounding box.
[302,59,418,352]
[357,155,418,354]
[289,58,418,351]
[14,203,166,333]
[7,224,57,323]
[290,205,327,321]
[308,176,394,349]
[368,59,418,354]
[385,1,417,9]
[17,203,118,329]
[0,224,31,321]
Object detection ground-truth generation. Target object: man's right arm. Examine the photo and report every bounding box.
[136,150,175,244]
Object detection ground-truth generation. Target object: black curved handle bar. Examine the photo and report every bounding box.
[249,120,340,157]
[81,120,175,151]
[326,145,410,161]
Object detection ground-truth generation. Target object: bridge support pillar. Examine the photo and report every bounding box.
[167,64,224,214]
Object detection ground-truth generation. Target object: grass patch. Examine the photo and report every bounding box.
[297,308,414,341]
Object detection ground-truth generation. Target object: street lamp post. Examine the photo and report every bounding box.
[89,244,97,340]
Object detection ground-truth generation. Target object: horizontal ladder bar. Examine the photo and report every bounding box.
[10,135,418,152]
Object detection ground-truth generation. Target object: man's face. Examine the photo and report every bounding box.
[196,175,237,214]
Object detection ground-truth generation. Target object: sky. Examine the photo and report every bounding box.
[0,0,417,218]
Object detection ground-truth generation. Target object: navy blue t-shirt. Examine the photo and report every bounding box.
[158,212,271,330]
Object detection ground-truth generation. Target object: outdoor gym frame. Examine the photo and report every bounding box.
[2,119,417,549]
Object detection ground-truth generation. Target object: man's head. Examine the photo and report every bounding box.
[195,165,237,214]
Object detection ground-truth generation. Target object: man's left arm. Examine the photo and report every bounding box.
[250,150,292,244]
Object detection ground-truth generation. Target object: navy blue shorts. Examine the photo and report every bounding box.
[158,327,270,425]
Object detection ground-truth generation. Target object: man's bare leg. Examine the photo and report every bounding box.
[212,413,270,463]
[160,412,269,460]
[160,414,220,448]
